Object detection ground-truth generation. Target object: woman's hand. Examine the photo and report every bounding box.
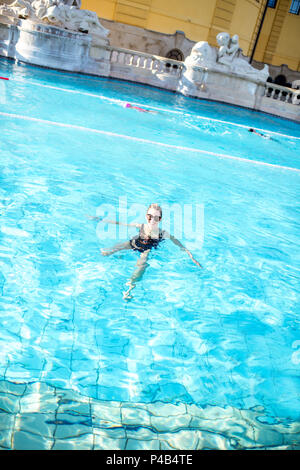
[192,257,203,268]
[187,251,203,268]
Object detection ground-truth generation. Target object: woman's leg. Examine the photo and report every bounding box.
[123,250,150,299]
[101,240,132,256]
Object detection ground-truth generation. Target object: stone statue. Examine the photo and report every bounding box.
[182,32,269,82]
[216,32,240,62]
[184,41,217,67]
[43,3,109,38]
[62,0,81,6]
[31,0,56,20]
[0,0,33,19]
[0,0,109,40]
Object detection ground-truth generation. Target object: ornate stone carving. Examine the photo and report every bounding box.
[0,0,109,40]
[184,41,217,67]
[216,32,240,63]
[183,33,269,82]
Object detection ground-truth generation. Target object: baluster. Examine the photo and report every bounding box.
[131,55,137,67]
[292,92,300,105]
[124,52,129,65]
[127,54,132,66]
[128,54,134,66]
[157,61,164,73]
[119,52,125,64]
[177,64,183,77]
[111,50,118,63]
[265,85,271,97]
[172,64,179,75]
[149,58,154,70]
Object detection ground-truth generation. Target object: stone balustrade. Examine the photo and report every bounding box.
[109,46,184,77]
[264,81,300,105]
[106,45,185,90]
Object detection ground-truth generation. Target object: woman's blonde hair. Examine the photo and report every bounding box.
[147,203,162,218]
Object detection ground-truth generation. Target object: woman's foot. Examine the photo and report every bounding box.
[122,282,135,300]
[123,291,132,300]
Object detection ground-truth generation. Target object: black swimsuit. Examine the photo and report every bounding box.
[130,224,164,253]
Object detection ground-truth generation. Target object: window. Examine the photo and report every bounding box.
[267,0,277,8]
[289,0,300,14]
[166,49,184,62]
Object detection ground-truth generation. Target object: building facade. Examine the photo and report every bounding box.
[82,0,300,74]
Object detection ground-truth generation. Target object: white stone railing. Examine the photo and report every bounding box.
[264,82,300,105]
[108,45,184,78]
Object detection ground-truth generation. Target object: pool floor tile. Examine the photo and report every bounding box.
[125,438,160,450]
[93,434,126,450]
[17,413,56,438]
[12,430,53,450]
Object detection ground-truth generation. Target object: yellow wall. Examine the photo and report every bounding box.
[253,8,276,62]
[147,0,217,41]
[82,0,300,71]
[149,0,216,35]
[230,0,263,54]
[255,1,300,71]
[82,0,217,41]
[81,0,116,20]
[270,12,300,70]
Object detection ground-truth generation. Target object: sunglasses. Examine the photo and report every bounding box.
[146,213,161,222]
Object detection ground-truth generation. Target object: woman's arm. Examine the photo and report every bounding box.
[164,231,202,268]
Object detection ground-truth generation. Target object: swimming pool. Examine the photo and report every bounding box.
[0,57,299,450]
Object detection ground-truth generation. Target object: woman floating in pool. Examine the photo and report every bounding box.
[88,204,202,300]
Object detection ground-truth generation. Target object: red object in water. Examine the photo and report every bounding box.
[0,76,9,80]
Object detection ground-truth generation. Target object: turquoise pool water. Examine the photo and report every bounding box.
[0,57,299,449]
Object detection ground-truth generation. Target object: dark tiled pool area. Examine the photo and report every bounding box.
[0,380,299,450]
